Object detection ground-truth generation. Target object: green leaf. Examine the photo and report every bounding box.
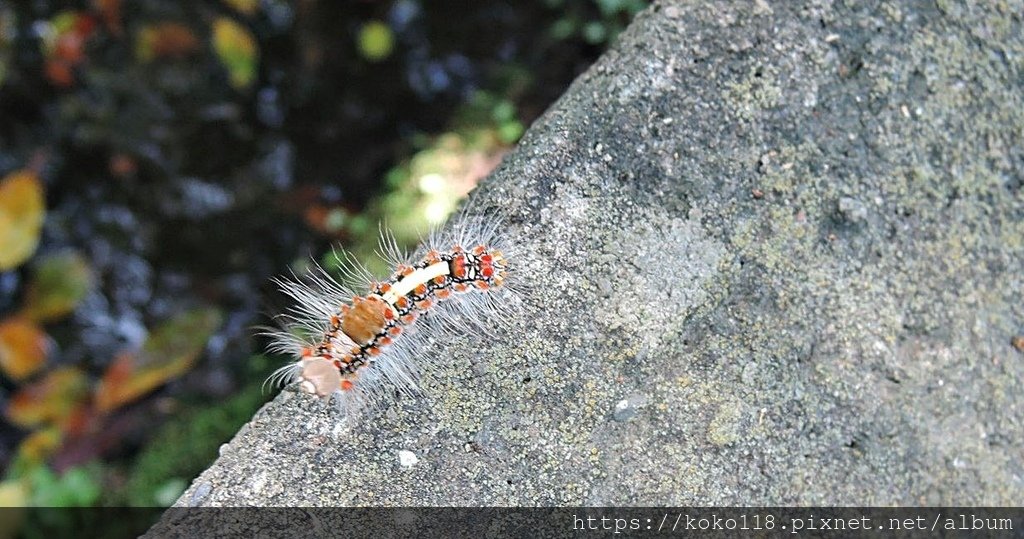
[21,251,95,323]
[550,18,576,40]
[582,21,608,44]
[358,21,394,62]
[212,17,259,89]
[28,465,101,507]
[491,100,516,123]
[498,121,524,144]
[595,0,626,17]
[153,478,187,507]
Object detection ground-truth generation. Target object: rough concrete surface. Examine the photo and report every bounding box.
[158,0,1023,514]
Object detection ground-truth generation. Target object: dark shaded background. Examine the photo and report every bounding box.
[0,0,645,520]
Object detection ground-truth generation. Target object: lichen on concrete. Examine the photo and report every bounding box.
[154,0,1022,518]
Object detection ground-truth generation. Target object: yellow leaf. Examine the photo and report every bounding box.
[212,17,258,90]
[222,0,259,16]
[0,479,29,508]
[0,480,28,539]
[20,251,94,323]
[50,11,79,36]
[94,307,222,413]
[0,170,46,271]
[358,21,394,62]
[6,367,89,428]
[0,317,49,382]
[14,428,62,467]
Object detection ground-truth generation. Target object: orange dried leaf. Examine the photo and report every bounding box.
[44,59,75,87]
[52,32,85,64]
[94,307,222,413]
[93,0,123,36]
[21,251,95,323]
[303,204,329,231]
[136,22,200,62]
[0,170,46,270]
[0,317,50,381]
[40,11,97,87]
[6,367,89,429]
[212,17,258,89]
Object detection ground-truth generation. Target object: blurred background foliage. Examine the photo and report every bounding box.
[0,0,644,527]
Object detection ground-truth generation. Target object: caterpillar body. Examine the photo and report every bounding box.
[264,211,515,415]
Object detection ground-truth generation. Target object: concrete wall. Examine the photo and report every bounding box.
[160,0,1023,511]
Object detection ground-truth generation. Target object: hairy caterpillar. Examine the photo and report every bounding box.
[263,208,516,415]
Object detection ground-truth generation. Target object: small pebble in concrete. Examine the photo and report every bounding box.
[398,450,419,467]
[838,196,868,223]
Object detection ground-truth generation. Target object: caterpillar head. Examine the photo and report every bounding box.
[297,356,342,398]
